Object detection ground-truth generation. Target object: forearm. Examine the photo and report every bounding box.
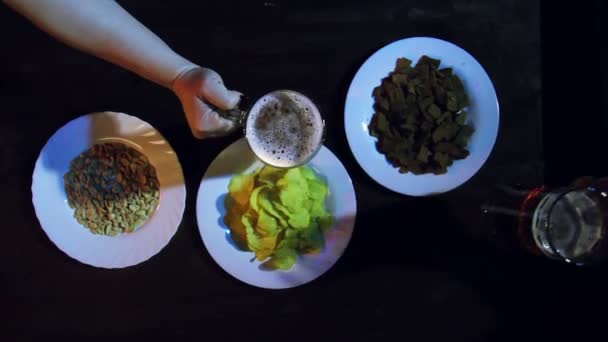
[4,0,194,87]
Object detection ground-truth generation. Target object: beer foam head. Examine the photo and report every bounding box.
[245,90,323,167]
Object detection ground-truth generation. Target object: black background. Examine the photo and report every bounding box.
[0,0,606,340]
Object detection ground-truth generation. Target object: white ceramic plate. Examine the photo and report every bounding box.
[32,112,186,268]
[345,37,499,196]
[196,138,356,289]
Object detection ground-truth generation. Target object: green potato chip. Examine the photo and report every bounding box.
[224,165,333,270]
[318,214,334,231]
[258,190,288,227]
[269,244,297,270]
[256,166,283,186]
[298,223,325,254]
[257,209,280,237]
[279,185,306,213]
[273,201,292,219]
[278,169,309,212]
[300,167,317,180]
[307,179,328,201]
[253,237,277,261]
[241,210,257,232]
[243,215,277,260]
[282,227,300,249]
[249,185,267,212]
[288,209,311,230]
[277,168,308,190]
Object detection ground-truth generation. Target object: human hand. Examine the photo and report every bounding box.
[172,66,242,139]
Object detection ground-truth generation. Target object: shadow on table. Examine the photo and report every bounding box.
[331,198,484,273]
[324,195,585,337]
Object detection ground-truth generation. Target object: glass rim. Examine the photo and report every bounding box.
[539,186,603,264]
[238,89,326,169]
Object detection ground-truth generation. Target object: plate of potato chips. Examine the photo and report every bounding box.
[196,138,356,289]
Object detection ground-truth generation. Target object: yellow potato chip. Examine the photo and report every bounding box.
[258,189,288,227]
[256,209,280,237]
[245,223,277,261]
[269,244,297,270]
[228,173,254,207]
[223,196,248,250]
[249,185,266,212]
[256,165,284,186]
[224,165,333,268]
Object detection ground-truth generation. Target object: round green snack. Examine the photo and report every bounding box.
[64,142,160,236]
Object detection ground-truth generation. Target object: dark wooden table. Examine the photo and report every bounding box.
[1,0,606,340]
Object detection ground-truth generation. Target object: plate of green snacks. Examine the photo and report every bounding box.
[345,37,499,196]
[196,138,356,289]
[32,112,186,268]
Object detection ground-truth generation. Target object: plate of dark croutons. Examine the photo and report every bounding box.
[345,37,499,196]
